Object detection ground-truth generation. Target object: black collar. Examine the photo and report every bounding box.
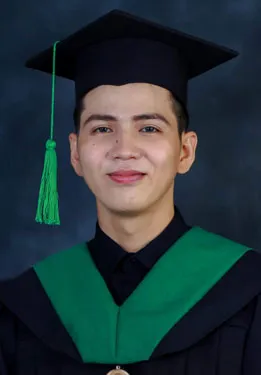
[88,206,190,279]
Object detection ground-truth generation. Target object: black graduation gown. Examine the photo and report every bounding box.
[0,246,261,374]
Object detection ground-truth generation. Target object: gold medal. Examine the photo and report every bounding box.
[107,365,130,375]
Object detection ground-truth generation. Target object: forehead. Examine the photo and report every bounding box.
[82,83,172,113]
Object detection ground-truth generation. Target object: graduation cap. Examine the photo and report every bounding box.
[25,9,239,225]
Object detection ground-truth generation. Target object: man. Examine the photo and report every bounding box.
[0,9,261,375]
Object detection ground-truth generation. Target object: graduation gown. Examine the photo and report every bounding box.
[1,224,261,374]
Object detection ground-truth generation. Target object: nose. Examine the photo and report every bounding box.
[107,131,142,160]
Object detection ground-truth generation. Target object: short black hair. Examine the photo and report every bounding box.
[73,92,189,137]
[169,93,189,136]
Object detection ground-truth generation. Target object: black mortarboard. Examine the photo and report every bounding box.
[25,9,239,225]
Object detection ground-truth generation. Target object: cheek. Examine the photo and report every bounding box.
[149,147,178,172]
[78,142,105,174]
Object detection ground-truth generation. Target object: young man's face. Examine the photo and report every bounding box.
[69,83,197,216]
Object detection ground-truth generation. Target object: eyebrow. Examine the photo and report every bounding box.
[83,113,171,127]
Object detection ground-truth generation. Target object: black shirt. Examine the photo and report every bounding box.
[88,207,190,305]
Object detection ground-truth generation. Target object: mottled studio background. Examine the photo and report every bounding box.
[1,0,261,280]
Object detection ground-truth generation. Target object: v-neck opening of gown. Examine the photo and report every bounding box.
[34,226,251,364]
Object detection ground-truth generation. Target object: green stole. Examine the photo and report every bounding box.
[34,226,251,364]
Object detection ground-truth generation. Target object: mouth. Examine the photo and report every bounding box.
[107,170,146,184]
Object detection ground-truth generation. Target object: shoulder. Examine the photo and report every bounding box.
[0,268,40,317]
[187,226,254,260]
[34,242,87,272]
[195,226,261,268]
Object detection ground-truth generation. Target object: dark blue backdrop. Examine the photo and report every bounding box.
[1,0,261,279]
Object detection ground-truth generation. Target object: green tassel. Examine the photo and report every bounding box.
[35,139,60,225]
[35,41,60,225]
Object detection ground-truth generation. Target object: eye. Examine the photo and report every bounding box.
[140,126,160,133]
[92,126,112,134]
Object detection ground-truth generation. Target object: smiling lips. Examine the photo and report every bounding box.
[108,170,146,184]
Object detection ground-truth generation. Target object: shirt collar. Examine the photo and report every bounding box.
[135,207,190,269]
[88,206,190,278]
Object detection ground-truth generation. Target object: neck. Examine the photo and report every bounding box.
[96,196,175,253]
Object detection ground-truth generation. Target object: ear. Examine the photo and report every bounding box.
[69,133,83,177]
[177,131,198,174]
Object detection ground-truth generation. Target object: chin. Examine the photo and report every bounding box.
[103,200,150,216]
